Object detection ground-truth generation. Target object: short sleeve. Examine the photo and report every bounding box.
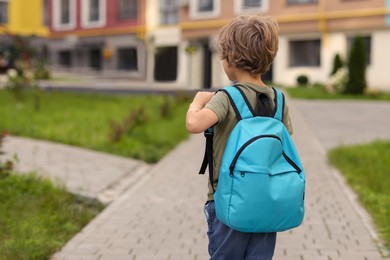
[204,91,230,123]
[283,104,294,135]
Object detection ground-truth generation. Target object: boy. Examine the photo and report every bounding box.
[186,14,293,259]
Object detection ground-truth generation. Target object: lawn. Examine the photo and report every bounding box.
[0,88,193,259]
[0,173,104,259]
[328,140,390,250]
[285,85,390,100]
[0,89,192,163]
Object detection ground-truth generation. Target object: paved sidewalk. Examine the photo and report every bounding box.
[2,137,151,203]
[2,98,389,259]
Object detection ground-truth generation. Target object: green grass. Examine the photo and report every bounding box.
[0,89,192,163]
[328,140,390,250]
[285,85,390,100]
[0,173,104,259]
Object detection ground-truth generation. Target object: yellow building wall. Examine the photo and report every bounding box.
[0,0,48,37]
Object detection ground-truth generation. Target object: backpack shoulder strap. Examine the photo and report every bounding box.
[199,127,215,192]
[222,86,254,120]
[272,87,285,122]
[198,85,253,194]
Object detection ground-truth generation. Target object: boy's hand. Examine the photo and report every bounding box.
[186,91,218,134]
[192,91,215,107]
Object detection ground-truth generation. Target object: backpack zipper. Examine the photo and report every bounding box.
[229,135,302,176]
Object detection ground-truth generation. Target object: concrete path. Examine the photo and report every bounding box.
[2,98,389,259]
[293,99,390,150]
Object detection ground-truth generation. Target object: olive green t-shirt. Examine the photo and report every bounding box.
[204,83,293,201]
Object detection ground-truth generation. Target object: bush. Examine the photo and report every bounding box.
[297,75,309,86]
[329,68,347,93]
[0,131,14,178]
[330,53,344,76]
[345,36,367,94]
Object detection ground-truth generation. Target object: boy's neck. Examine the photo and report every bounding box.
[234,73,267,87]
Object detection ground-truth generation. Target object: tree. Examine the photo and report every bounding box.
[330,53,344,76]
[345,36,367,94]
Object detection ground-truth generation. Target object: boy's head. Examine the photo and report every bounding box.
[217,14,279,76]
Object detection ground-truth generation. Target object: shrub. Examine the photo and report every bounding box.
[329,68,348,94]
[34,63,51,80]
[345,36,367,94]
[297,75,309,86]
[108,106,149,143]
[160,95,172,118]
[330,53,344,76]
[0,131,14,178]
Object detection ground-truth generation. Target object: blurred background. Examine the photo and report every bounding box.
[1,2,390,259]
[0,0,389,91]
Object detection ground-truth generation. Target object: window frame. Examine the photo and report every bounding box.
[81,0,106,29]
[234,0,269,14]
[117,0,138,22]
[117,47,138,71]
[58,50,72,67]
[189,0,220,20]
[154,46,178,82]
[287,0,318,5]
[42,0,49,26]
[0,0,9,24]
[289,39,321,67]
[160,0,179,25]
[53,0,76,31]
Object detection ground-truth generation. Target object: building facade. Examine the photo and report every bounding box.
[48,0,147,79]
[0,0,49,72]
[4,0,389,90]
[177,0,390,90]
[0,0,49,36]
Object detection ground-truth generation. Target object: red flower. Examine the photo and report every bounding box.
[1,130,10,138]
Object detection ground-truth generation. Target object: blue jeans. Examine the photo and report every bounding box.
[204,201,276,260]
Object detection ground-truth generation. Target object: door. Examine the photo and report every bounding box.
[90,48,102,71]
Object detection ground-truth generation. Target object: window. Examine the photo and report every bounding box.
[53,0,76,30]
[118,0,138,21]
[287,0,318,4]
[154,47,178,81]
[244,0,261,8]
[89,48,102,70]
[60,0,70,24]
[289,39,321,67]
[347,36,371,65]
[0,1,8,24]
[58,50,72,67]
[199,0,214,12]
[117,48,138,71]
[81,0,106,28]
[235,0,268,14]
[42,0,49,25]
[160,0,178,25]
[190,0,220,19]
[89,0,100,22]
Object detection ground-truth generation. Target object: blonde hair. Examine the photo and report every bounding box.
[217,14,279,75]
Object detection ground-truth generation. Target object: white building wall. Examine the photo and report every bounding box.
[145,0,188,89]
[275,33,347,86]
[187,43,203,89]
[153,27,188,88]
[368,30,390,91]
[212,52,231,88]
[274,31,390,91]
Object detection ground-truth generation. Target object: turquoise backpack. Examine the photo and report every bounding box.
[200,85,305,233]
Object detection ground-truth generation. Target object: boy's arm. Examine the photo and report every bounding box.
[186,92,219,134]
